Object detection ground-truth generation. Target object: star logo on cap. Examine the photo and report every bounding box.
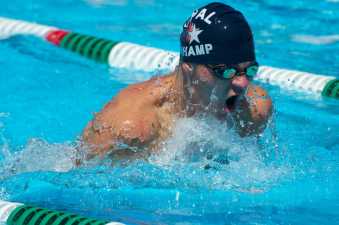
[187,22,203,44]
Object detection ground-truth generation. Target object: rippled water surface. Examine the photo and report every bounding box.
[0,0,339,224]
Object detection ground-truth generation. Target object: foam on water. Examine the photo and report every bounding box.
[0,138,76,179]
[0,115,336,224]
[149,116,289,191]
[0,114,289,194]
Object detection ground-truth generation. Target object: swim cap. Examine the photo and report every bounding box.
[180,2,255,65]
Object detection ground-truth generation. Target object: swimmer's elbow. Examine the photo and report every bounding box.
[246,85,272,119]
[244,102,273,136]
[235,87,273,137]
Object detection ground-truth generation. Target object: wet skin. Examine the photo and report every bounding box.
[81,62,272,162]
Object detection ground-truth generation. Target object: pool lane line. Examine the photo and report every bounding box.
[0,17,338,100]
[0,17,55,40]
[257,66,339,99]
[0,200,126,225]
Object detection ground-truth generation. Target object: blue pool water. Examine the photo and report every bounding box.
[0,0,339,224]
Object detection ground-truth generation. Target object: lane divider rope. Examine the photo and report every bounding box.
[0,16,338,99]
[0,200,125,225]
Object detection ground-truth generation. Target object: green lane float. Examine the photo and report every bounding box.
[0,200,125,225]
[59,32,118,63]
[322,79,339,99]
[0,16,338,100]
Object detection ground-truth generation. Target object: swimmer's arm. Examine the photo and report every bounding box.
[79,111,160,162]
[232,85,273,137]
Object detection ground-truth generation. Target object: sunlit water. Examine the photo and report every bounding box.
[1,0,339,224]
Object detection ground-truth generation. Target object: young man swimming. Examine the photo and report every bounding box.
[80,2,272,162]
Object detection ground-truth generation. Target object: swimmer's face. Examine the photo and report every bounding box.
[182,61,252,113]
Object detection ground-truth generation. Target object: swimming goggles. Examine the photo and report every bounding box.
[206,61,259,80]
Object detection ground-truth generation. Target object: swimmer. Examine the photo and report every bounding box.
[80,2,272,163]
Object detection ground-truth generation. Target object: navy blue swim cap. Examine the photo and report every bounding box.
[180,2,255,65]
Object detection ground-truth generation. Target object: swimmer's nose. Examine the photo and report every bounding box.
[231,74,249,94]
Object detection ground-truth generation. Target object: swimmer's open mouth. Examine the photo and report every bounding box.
[225,95,239,112]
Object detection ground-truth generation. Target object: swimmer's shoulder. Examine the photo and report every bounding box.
[233,84,273,137]
[99,74,176,142]
[81,74,176,158]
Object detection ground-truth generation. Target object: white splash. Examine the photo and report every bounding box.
[0,116,289,192]
[151,116,235,165]
[149,116,289,191]
[291,34,339,45]
[0,138,76,179]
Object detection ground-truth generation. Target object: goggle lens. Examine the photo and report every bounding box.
[246,65,259,77]
[208,62,259,80]
[222,68,237,79]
